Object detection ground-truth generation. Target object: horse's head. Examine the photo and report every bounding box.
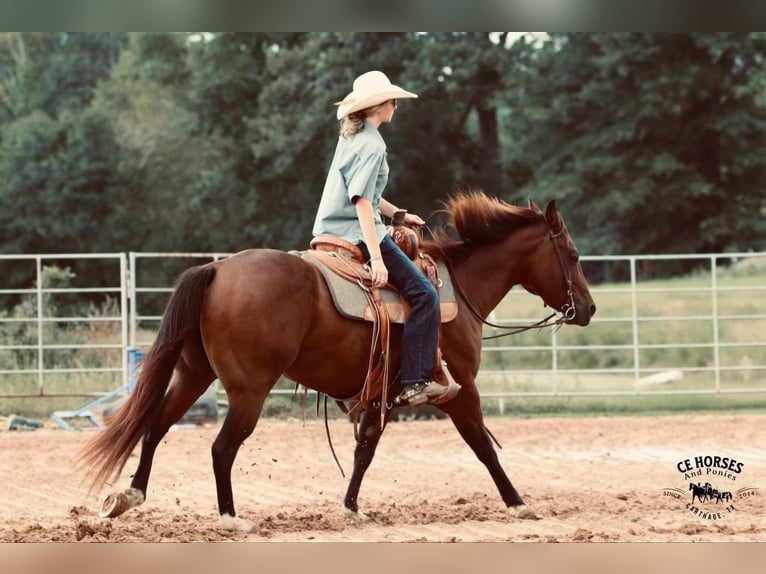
[428,191,595,328]
[521,199,596,327]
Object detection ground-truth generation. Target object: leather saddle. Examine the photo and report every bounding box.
[299,236,458,324]
[291,226,461,422]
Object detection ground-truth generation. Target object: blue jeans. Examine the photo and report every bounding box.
[360,235,440,385]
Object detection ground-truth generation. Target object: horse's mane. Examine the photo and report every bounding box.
[421,190,545,260]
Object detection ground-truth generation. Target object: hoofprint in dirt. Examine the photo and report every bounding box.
[0,414,763,542]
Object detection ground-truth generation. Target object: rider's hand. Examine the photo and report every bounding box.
[403,212,425,227]
[369,258,388,287]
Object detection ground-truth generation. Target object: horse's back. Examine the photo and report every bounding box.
[200,248,384,395]
[205,248,324,316]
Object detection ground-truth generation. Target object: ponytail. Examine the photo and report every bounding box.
[339,101,387,139]
[339,110,366,139]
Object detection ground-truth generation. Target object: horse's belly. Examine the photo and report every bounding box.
[285,321,402,397]
[203,250,403,398]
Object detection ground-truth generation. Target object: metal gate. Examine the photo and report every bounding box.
[479,251,766,398]
[0,253,128,400]
[1,251,765,414]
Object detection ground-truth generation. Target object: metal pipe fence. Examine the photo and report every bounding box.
[0,253,128,399]
[1,251,764,408]
[478,252,766,398]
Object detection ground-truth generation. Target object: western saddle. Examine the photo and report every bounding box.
[300,221,460,425]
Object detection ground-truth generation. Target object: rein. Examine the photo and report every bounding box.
[447,227,577,341]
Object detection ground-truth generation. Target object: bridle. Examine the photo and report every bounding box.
[542,225,577,322]
[448,224,577,341]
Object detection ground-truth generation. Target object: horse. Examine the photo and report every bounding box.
[79,191,596,531]
[717,491,732,503]
[690,482,707,504]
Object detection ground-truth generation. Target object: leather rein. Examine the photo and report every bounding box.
[447,226,577,341]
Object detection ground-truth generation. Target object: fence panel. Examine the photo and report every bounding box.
[2,251,764,409]
[0,253,128,399]
[479,252,766,398]
[128,252,231,351]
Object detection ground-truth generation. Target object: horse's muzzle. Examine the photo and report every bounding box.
[567,301,596,326]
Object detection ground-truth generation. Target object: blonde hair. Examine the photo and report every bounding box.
[339,102,387,139]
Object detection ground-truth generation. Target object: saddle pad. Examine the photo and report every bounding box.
[297,251,458,324]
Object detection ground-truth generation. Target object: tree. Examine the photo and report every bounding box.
[13,33,127,119]
[245,32,517,246]
[89,36,205,251]
[188,32,294,139]
[3,32,764,266]
[0,109,128,253]
[133,33,190,86]
[506,33,766,257]
[405,32,510,196]
[0,33,27,125]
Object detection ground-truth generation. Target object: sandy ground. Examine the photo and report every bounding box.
[0,413,763,542]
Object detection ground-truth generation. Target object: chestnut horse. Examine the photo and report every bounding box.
[80,191,595,531]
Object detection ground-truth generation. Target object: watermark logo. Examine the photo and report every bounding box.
[662,455,758,521]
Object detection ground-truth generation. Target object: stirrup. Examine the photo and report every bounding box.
[430,361,462,405]
[396,381,447,407]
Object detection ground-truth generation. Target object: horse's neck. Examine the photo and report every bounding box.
[452,239,530,319]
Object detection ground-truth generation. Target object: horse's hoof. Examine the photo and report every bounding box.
[99,488,145,518]
[510,504,537,520]
[341,504,369,522]
[220,513,253,532]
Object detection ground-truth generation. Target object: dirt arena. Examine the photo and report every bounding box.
[0,413,763,542]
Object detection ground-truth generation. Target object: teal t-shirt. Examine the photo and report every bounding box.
[312,121,389,244]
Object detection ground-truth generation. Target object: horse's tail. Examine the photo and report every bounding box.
[79,264,217,492]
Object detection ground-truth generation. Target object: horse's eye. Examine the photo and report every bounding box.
[569,251,580,263]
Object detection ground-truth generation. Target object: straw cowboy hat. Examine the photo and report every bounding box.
[335,70,418,120]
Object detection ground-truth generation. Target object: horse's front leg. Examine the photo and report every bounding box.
[440,385,526,512]
[342,407,390,520]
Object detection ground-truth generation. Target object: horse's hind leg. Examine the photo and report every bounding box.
[441,387,526,511]
[211,381,273,532]
[342,409,389,520]
[101,355,216,518]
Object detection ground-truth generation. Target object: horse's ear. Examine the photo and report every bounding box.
[545,200,563,232]
[528,198,541,212]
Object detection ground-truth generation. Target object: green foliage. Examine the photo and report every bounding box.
[188,32,273,138]
[506,32,766,255]
[13,33,127,119]
[0,107,129,256]
[1,32,765,269]
[133,33,190,86]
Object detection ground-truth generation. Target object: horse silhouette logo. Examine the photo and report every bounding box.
[689,482,707,503]
[663,454,757,521]
[689,482,732,504]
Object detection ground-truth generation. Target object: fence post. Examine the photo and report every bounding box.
[120,253,129,389]
[551,329,559,395]
[35,256,44,395]
[711,255,721,393]
[629,256,640,393]
[128,251,137,351]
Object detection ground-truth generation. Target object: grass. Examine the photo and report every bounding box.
[479,392,766,418]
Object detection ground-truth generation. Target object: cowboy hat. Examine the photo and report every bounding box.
[335,70,418,120]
